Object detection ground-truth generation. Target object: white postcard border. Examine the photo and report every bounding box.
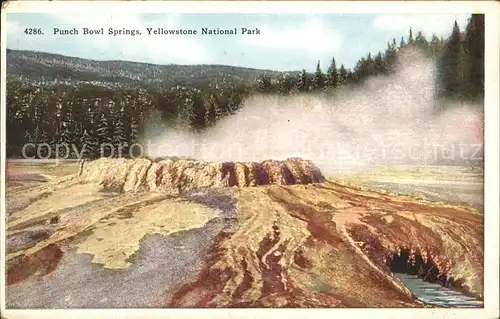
[0,1,498,318]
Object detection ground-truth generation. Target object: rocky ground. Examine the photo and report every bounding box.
[5,158,484,308]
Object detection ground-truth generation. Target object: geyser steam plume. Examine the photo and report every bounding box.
[144,48,484,175]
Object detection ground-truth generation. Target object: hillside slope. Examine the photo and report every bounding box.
[7,49,288,87]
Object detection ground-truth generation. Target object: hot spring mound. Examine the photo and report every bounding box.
[77,157,325,194]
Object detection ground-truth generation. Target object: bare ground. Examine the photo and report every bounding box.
[5,160,484,308]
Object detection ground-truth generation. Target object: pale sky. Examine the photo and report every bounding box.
[6,13,470,71]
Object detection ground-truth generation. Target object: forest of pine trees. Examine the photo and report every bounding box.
[6,14,484,159]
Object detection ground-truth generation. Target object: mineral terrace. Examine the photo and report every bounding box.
[6,157,483,308]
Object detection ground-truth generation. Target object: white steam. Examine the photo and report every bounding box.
[144,48,484,175]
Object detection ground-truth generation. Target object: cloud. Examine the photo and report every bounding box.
[372,14,470,38]
[7,13,211,64]
[243,19,342,54]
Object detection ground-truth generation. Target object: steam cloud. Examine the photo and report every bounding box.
[144,48,484,175]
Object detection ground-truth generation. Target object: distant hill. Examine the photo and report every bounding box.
[6,49,291,88]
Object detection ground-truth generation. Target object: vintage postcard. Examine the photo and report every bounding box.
[1,1,499,318]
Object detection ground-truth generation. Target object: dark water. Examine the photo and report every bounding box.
[395,273,483,308]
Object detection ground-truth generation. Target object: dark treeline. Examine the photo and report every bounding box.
[7,14,484,159]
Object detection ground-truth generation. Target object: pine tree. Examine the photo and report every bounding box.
[190,90,207,130]
[374,52,385,74]
[66,127,75,156]
[214,103,225,121]
[175,89,195,130]
[24,130,33,144]
[57,126,71,158]
[463,14,485,99]
[23,130,34,158]
[415,31,428,51]
[385,40,398,73]
[257,74,273,93]
[80,129,98,159]
[298,69,309,92]
[72,125,83,151]
[96,113,111,145]
[338,64,348,85]
[112,109,127,156]
[347,69,355,82]
[226,93,237,114]
[438,21,465,99]
[49,131,58,159]
[327,57,339,88]
[38,128,49,158]
[314,60,326,90]
[400,36,406,48]
[32,125,41,145]
[204,97,217,127]
[429,34,443,57]
[40,128,48,144]
[129,117,139,145]
[408,27,414,44]
[353,58,365,81]
[278,73,297,94]
[365,53,375,76]
[127,117,140,157]
[96,112,111,157]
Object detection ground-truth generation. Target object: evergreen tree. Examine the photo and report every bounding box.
[23,130,34,158]
[338,64,348,85]
[374,52,385,74]
[408,27,414,44]
[257,74,273,93]
[214,103,225,121]
[80,129,98,159]
[191,90,207,130]
[463,14,485,99]
[96,112,111,156]
[278,73,297,94]
[24,130,33,144]
[96,113,111,145]
[57,126,71,158]
[127,117,141,157]
[129,117,139,145]
[429,34,443,58]
[385,40,398,73]
[298,69,310,92]
[347,69,355,82]
[204,97,217,127]
[365,53,375,76]
[32,125,41,145]
[226,92,239,114]
[40,128,48,144]
[112,109,127,156]
[39,128,49,158]
[327,57,339,88]
[438,21,465,99]
[72,125,83,151]
[414,31,428,51]
[400,36,406,48]
[49,131,58,159]
[314,60,326,90]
